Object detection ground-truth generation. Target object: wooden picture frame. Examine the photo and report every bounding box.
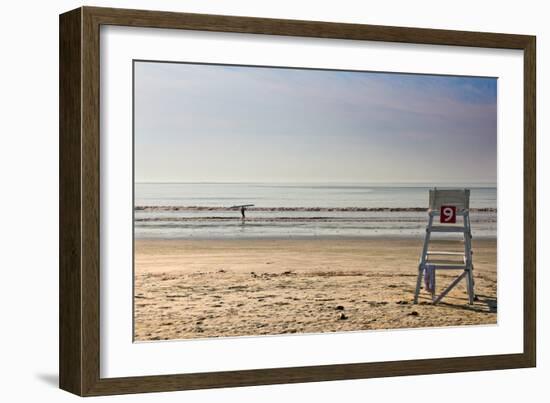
[59,6,536,396]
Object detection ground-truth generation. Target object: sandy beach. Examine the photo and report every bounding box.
[134,238,497,341]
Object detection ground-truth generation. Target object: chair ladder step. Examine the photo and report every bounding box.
[428,226,466,233]
[424,263,467,270]
[427,251,465,256]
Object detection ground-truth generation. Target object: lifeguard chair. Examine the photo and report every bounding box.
[414,188,475,305]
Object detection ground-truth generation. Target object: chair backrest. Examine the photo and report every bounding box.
[429,188,470,212]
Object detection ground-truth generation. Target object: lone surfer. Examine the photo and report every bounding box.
[230,204,254,221]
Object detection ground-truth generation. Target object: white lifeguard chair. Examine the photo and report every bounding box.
[414,188,475,305]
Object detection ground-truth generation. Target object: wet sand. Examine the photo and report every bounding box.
[134,238,497,341]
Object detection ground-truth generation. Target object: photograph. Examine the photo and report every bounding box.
[132,61,498,342]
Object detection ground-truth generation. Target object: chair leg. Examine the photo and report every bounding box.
[431,270,436,302]
[415,214,433,303]
[414,265,423,304]
[463,212,475,305]
[466,268,475,305]
[471,265,478,301]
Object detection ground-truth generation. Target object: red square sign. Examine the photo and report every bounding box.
[440,205,457,223]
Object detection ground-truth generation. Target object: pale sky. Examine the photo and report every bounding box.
[134,61,497,184]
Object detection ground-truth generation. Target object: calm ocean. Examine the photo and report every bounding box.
[134,183,497,239]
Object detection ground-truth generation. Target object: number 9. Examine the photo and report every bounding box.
[443,207,453,222]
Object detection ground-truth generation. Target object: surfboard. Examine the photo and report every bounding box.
[229,204,255,209]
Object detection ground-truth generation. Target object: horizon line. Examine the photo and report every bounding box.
[135,180,497,186]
